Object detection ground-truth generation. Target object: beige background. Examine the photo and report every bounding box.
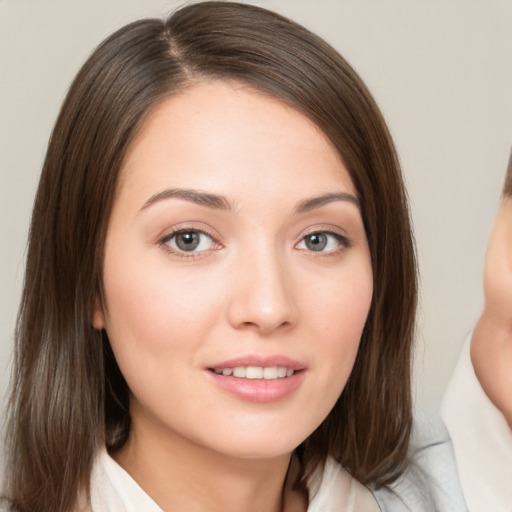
[1,0,511,430]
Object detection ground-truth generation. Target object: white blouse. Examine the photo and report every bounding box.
[89,450,379,512]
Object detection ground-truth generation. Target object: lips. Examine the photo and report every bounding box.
[208,355,305,371]
[206,355,306,403]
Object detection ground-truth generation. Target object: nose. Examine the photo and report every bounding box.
[226,248,297,335]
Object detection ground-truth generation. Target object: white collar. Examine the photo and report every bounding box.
[90,450,378,512]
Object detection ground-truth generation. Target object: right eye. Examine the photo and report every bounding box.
[163,230,216,253]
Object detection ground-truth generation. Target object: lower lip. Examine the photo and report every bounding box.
[207,370,306,403]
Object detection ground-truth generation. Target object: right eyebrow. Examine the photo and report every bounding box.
[139,188,232,213]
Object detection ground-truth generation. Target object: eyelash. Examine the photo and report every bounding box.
[295,228,350,254]
[159,227,221,260]
[158,227,350,259]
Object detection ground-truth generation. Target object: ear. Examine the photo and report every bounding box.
[92,298,106,330]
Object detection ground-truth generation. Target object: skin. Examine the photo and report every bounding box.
[93,80,373,512]
[471,196,512,427]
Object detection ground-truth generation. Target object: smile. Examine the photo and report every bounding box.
[206,357,306,403]
[211,366,295,379]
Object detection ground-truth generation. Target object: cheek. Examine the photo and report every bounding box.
[101,267,223,423]
[312,260,373,337]
[311,264,373,391]
[100,249,224,383]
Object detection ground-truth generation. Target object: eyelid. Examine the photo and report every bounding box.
[295,225,351,252]
[158,224,223,259]
[300,224,349,241]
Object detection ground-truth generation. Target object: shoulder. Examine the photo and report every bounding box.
[309,416,468,512]
[90,449,163,512]
[308,458,379,512]
[372,412,468,512]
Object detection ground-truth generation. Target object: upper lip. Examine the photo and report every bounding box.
[207,355,306,370]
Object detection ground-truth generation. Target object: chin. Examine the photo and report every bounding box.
[211,439,300,461]
[192,420,313,461]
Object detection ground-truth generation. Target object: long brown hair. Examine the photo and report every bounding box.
[503,147,512,197]
[3,2,416,510]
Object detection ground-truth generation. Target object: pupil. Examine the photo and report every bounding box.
[306,233,327,251]
[176,232,199,251]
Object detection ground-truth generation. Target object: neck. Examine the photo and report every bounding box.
[113,409,307,512]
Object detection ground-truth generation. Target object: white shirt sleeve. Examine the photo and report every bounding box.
[441,335,512,512]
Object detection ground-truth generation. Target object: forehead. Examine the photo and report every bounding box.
[117,80,356,204]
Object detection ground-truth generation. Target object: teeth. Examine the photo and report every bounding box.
[263,367,278,379]
[233,367,246,378]
[245,366,263,379]
[213,366,296,380]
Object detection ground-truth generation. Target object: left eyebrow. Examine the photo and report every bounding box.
[294,192,360,214]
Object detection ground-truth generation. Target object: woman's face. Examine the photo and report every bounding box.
[94,80,373,459]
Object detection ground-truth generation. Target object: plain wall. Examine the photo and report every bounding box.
[1,0,511,433]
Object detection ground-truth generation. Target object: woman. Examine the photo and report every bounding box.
[2,2,453,511]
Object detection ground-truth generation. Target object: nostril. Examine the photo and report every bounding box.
[226,266,297,333]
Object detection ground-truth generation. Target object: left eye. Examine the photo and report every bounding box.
[296,232,347,252]
[164,230,215,252]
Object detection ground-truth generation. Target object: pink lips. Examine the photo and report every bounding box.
[206,355,306,403]
[209,355,306,371]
